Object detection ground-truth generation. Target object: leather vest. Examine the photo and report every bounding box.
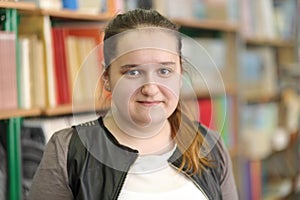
[67,118,222,200]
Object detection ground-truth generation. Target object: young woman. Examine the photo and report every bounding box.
[29,9,238,200]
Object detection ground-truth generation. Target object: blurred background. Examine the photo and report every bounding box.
[0,0,299,199]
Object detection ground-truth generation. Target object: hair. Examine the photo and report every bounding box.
[103,9,212,175]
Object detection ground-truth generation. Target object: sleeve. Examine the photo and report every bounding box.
[216,134,239,200]
[0,142,6,200]
[28,128,74,200]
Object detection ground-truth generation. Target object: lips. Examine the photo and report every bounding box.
[136,100,163,106]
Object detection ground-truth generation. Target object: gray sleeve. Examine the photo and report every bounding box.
[207,130,238,200]
[216,134,239,200]
[0,142,6,200]
[28,128,74,200]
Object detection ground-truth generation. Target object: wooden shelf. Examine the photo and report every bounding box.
[0,108,42,120]
[0,104,109,119]
[242,94,280,104]
[0,1,36,10]
[43,104,108,116]
[182,86,236,100]
[245,37,294,47]
[171,18,239,32]
[39,9,111,21]
[0,1,111,21]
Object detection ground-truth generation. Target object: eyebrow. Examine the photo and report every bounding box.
[120,62,176,70]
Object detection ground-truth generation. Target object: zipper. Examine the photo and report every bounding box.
[113,155,138,200]
[169,163,210,200]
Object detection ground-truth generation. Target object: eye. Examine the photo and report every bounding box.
[158,68,172,77]
[125,69,141,77]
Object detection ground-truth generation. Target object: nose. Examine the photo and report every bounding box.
[141,83,159,96]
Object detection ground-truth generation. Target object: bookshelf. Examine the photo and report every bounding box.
[43,103,108,116]
[0,0,299,200]
[0,2,112,200]
[0,1,36,10]
[238,0,299,199]
[0,108,42,120]
[171,18,239,32]
[245,37,294,47]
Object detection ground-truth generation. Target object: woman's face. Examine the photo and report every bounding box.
[107,29,181,130]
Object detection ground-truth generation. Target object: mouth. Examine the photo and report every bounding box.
[136,100,163,107]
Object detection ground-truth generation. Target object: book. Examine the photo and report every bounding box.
[62,0,78,10]
[240,47,278,99]
[198,98,215,130]
[19,15,58,108]
[240,102,279,160]
[20,0,62,9]
[50,25,109,109]
[18,36,32,109]
[197,96,236,149]
[181,37,226,95]
[52,27,71,105]
[77,0,103,13]
[30,36,46,108]
[0,31,18,111]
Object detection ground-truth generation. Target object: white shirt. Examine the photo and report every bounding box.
[118,145,208,200]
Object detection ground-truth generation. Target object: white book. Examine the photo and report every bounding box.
[78,0,102,13]
[30,37,46,108]
[66,36,85,104]
[43,16,57,108]
[19,37,32,109]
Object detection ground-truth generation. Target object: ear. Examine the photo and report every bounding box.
[102,69,109,82]
[102,69,111,92]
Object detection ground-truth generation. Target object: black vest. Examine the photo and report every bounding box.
[67,118,222,200]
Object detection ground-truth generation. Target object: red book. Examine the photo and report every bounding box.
[250,161,262,200]
[65,27,104,63]
[52,28,71,104]
[198,98,216,130]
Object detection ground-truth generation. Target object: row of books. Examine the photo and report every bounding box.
[239,102,279,160]
[112,0,238,22]
[240,46,278,99]
[0,13,110,111]
[18,0,107,13]
[180,37,228,96]
[0,14,235,111]
[238,137,299,200]
[194,96,236,149]
[241,0,297,40]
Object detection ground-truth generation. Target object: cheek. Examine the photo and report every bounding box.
[159,76,181,98]
[111,77,141,107]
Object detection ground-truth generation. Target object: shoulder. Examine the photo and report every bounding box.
[197,124,232,179]
[48,118,101,145]
[197,123,227,155]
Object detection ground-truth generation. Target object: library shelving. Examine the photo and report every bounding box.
[171,18,239,32]
[238,0,300,199]
[0,108,42,120]
[0,2,112,200]
[0,1,36,10]
[0,0,299,200]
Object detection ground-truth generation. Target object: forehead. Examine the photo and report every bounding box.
[116,28,179,58]
[114,48,179,66]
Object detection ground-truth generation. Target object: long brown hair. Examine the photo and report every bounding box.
[103,9,211,174]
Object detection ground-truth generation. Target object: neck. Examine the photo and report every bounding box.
[103,112,174,155]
